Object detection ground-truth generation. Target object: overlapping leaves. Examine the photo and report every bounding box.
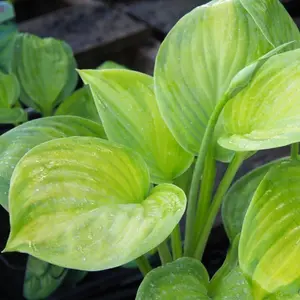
[239,160,300,298]
[154,0,299,161]
[79,69,193,183]
[0,116,105,210]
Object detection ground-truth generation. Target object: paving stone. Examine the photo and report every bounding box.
[18,1,151,68]
[124,0,210,35]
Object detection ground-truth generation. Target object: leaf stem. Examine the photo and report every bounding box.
[193,144,216,251]
[157,240,172,265]
[171,224,182,260]
[184,95,229,256]
[135,255,152,277]
[193,152,247,260]
[291,143,299,160]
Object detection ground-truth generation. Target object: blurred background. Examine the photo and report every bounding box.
[0,0,299,299]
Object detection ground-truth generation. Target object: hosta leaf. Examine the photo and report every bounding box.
[97,61,127,70]
[0,116,105,210]
[13,33,77,116]
[55,86,100,123]
[0,22,17,73]
[219,49,300,151]
[222,158,285,242]
[240,0,300,47]
[4,137,186,271]
[0,107,27,124]
[136,258,210,300]
[154,0,298,161]
[209,236,253,299]
[79,69,193,183]
[0,72,20,108]
[239,160,300,297]
[23,256,67,300]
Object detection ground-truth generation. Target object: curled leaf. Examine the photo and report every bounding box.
[219,49,300,151]
[5,137,186,271]
[79,69,193,183]
[0,116,105,210]
[0,71,20,108]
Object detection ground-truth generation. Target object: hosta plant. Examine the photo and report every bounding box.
[1,0,300,299]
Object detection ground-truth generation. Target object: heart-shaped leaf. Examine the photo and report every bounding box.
[219,49,300,151]
[0,107,27,125]
[4,137,186,271]
[0,116,105,210]
[55,86,100,123]
[23,256,67,300]
[13,33,77,116]
[239,160,300,297]
[79,69,193,183]
[154,0,298,161]
[136,257,210,300]
[222,158,285,242]
[0,71,20,108]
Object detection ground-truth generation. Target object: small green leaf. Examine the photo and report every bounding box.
[23,256,67,300]
[0,71,20,108]
[136,258,210,300]
[79,69,193,183]
[219,49,300,151]
[154,0,298,161]
[239,160,300,297]
[97,61,127,70]
[0,22,17,73]
[0,116,105,210]
[0,107,27,124]
[5,137,186,271]
[209,236,253,299]
[13,33,77,116]
[222,158,285,242]
[55,86,101,123]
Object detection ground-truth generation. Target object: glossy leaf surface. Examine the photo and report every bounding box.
[55,86,100,123]
[80,69,193,183]
[23,256,67,300]
[0,72,20,108]
[154,0,298,160]
[222,159,285,242]
[136,258,210,300]
[239,160,300,297]
[5,137,186,271]
[219,49,300,151]
[0,116,105,210]
[13,34,77,116]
